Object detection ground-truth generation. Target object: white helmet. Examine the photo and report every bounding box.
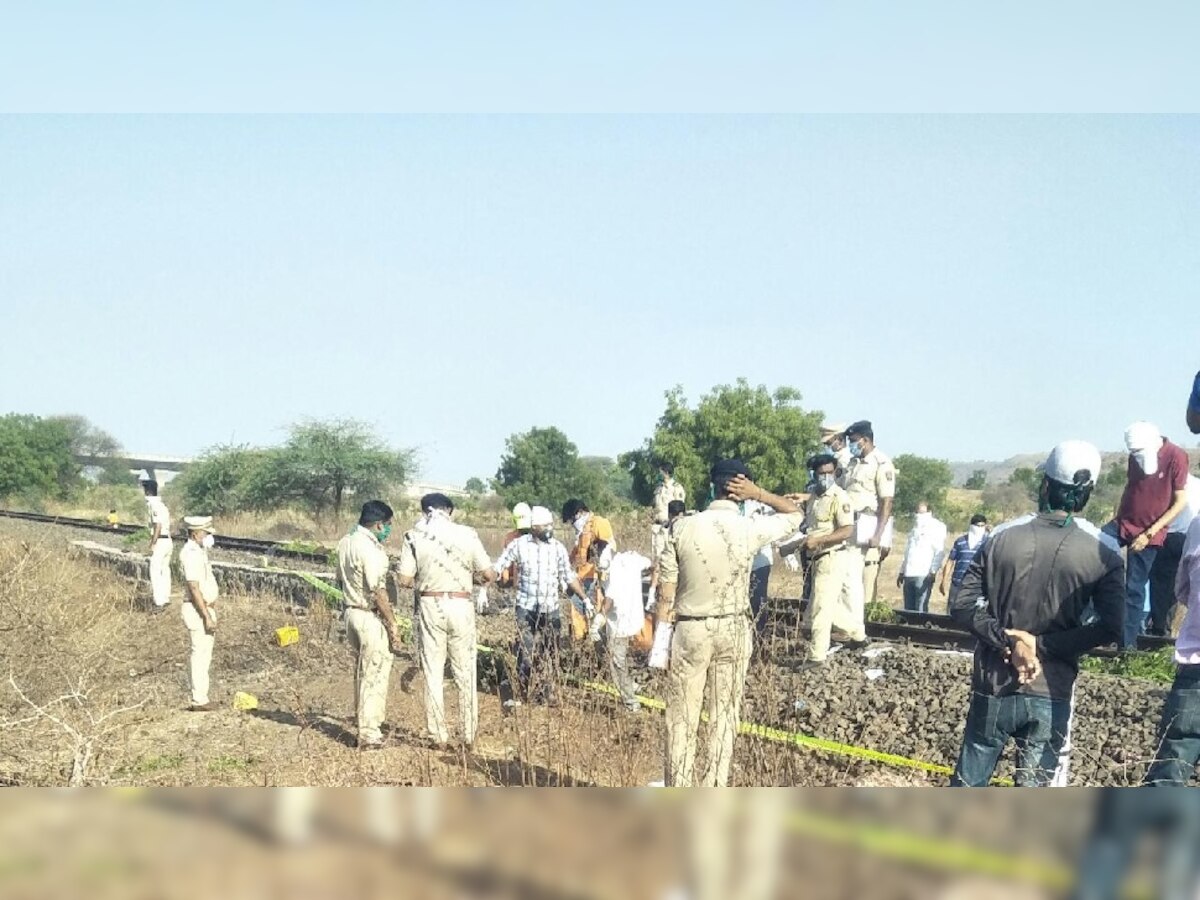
[512,502,532,530]
[530,506,554,528]
[1040,440,1103,488]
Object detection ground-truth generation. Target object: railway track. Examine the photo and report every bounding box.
[0,508,332,564]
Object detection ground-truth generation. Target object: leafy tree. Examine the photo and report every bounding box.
[244,419,413,517]
[964,469,988,490]
[0,414,79,501]
[493,427,603,513]
[49,414,130,486]
[620,380,824,506]
[892,454,953,524]
[173,444,270,515]
[580,456,635,506]
[1007,466,1042,500]
[464,477,487,496]
[173,420,413,518]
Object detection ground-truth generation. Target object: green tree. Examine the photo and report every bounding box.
[464,477,487,496]
[892,454,953,524]
[48,414,130,486]
[0,414,79,501]
[580,456,634,506]
[964,469,988,490]
[173,444,270,515]
[1007,466,1041,501]
[244,419,414,517]
[493,427,603,513]
[620,380,823,506]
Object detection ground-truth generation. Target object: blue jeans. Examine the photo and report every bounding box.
[514,608,561,702]
[902,576,932,613]
[951,691,1071,786]
[1070,789,1200,900]
[1123,545,1158,648]
[1145,665,1200,786]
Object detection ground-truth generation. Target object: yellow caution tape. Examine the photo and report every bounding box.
[300,580,1008,785]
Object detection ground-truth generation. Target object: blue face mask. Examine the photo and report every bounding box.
[848,440,864,459]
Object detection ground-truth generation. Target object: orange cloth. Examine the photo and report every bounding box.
[571,515,615,583]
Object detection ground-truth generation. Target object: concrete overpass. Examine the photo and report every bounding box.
[76,453,194,485]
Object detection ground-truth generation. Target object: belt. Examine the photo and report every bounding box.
[156,536,173,541]
[420,591,472,599]
[810,545,847,560]
[675,611,749,622]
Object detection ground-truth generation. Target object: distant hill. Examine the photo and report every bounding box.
[950,446,1200,487]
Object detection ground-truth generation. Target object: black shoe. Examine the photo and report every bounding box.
[794,659,826,673]
[840,638,869,651]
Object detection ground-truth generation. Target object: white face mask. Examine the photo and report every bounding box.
[967,524,986,546]
[201,533,215,550]
[915,511,932,526]
[1132,449,1159,476]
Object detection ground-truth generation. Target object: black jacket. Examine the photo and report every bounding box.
[950,513,1124,700]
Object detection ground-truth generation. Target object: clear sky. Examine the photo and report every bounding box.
[2,115,1197,486]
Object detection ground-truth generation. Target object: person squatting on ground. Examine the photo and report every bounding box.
[143,479,173,612]
[594,546,653,712]
[896,501,947,614]
[1108,421,1190,648]
[492,506,589,707]
[938,514,989,609]
[839,420,896,636]
[1144,509,1200,786]
[396,493,494,749]
[180,515,219,711]
[779,453,855,671]
[950,440,1124,787]
[336,500,404,750]
[651,461,687,562]
[653,459,804,787]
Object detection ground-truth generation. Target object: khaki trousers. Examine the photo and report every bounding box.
[665,616,752,787]
[838,547,869,642]
[181,601,215,705]
[345,607,393,745]
[807,549,854,661]
[650,523,667,563]
[862,545,882,605]
[150,538,173,607]
[417,595,478,745]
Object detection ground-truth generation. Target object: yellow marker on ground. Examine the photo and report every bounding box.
[232,691,258,711]
[274,625,300,647]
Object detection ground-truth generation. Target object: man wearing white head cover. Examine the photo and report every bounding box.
[180,515,219,711]
[1109,422,1190,648]
[949,441,1124,787]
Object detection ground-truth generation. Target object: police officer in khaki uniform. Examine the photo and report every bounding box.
[179,515,219,710]
[780,454,856,669]
[820,422,852,482]
[651,462,687,561]
[396,493,494,749]
[654,459,804,787]
[841,420,897,634]
[336,500,403,750]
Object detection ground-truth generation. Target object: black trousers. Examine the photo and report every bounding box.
[1148,531,1186,636]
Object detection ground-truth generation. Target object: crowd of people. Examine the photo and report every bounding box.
[140,373,1200,787]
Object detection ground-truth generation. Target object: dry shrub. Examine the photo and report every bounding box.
[0,536,158,785]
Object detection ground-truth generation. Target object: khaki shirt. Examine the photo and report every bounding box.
[397,516,491,594]
[336,525,389,610]
[179,540,218,603]
[652,479,687,523]
[843,448,897,514]
[659,500,804,618]
[804,485,855,550]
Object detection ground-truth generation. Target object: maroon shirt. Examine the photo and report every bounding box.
[1115,439,1189,548]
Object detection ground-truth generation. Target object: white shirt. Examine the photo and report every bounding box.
[602,551,651,638]
[180,540,218,603]
[146,496,171,536]
[493,534,575,614]
[901,514,947,578]
[1168,474,1200,536]
[1174,516,1200,665]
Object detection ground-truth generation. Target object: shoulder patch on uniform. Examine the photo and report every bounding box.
[884,470,894,481]
[842,503,851,514]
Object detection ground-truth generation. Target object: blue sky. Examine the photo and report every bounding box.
[2,115,1197,486]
